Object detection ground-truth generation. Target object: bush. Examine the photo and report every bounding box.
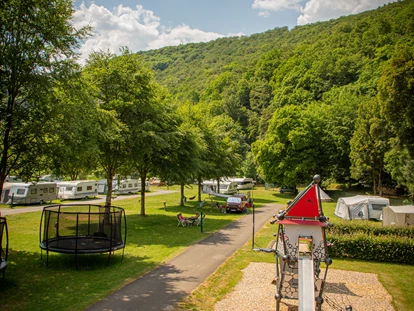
[326,222,414,263]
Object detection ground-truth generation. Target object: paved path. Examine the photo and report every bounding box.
[0,190,177,216]
[85,203,280,311]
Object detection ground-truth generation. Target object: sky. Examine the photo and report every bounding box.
[72,0,397,63]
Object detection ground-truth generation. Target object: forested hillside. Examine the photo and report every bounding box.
[140,0,414,194]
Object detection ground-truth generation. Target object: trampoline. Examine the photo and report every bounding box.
[39,204,127,267]
[0,217,8,280]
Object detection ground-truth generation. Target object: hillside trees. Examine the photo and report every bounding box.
[0,0,90,192]
[379,44,414,194]
[350,99,391,195]
[135,0,414,194]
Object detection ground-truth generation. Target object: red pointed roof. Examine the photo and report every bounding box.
[285,184,321,218]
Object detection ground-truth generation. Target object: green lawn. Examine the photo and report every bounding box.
[0,186,413,311]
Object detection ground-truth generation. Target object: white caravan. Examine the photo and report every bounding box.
[57,180,98,200]
[8,182,58,205]
[98,178,149,194]
[202,179,238,195]
[230,177,255,190]
[113,179,140,194]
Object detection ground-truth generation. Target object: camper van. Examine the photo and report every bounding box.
[230,177,255,190]
[57,180,98,200]
[202,179,238,195]
[8,182,58,205]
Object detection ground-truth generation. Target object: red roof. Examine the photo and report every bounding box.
[285,184,321,218]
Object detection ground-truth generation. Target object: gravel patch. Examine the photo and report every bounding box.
[214,262,394,311]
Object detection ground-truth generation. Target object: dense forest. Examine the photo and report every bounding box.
[1,0,414,204]
[139,0,414,195]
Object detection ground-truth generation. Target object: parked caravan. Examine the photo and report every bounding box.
[230,177,255,190]
[57,180,98,200]
[201,179,238,195]
[98,178,149,194]
[1,183,12,204]
[219,181,238,194]
[97,179,108,194]
[113,179,139,194]
[334,195,390,220]
[8,182,58,205]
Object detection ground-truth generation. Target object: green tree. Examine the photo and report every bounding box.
[378,45,414,155]
[46,74,100,180]
[0,0,90,191]
[350,99,391,195]
[83,50,156,206]
[252,104,333,186]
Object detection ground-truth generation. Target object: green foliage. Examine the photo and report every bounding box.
[326,222,414,264]
[0,0,90,185]
[138,0,414,193]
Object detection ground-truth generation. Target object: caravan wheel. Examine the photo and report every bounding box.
[39,200,45,205]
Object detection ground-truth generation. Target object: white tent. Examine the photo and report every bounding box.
[319,189,332,202]
[334,195,390,220]
[382,205,414,226]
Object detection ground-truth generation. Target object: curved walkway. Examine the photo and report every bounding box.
[0,190,177,216]
[85,203,281,311]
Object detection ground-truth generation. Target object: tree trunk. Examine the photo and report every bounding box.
[217,178,220,194]
[105,169,115,207]
[180,183,185,206]
[197,176,202,202]
[140,172,147,216]
[378,168,383,197]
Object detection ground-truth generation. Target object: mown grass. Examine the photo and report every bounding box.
[0,186,275,311]
[0,185,413,311]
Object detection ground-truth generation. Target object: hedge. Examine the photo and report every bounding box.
[325,222,414,264]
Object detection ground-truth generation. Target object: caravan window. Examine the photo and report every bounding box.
[87,186,92,191]
[134,183,137,187]
[17,188,25,195]
[43,187,48,193]
[77,186,82,191]
[128,183,132,188]
[372,204,386,211]
[66,187,73,191]
[49,188,55,193]
[31,188,37,195]
[122,184,127,188]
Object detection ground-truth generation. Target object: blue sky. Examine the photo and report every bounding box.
[72,0,396,63]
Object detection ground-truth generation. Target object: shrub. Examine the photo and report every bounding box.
[326,222,414,263]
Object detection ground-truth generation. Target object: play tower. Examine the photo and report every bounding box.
[271,175,332,311]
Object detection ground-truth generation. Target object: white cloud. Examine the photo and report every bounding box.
[297,0,398,25]
[252,0,397,25]
[72,3,225,64]
[258,11,271,17]
[252,0,304,11]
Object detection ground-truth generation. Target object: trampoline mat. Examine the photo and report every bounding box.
[40,236,125,254]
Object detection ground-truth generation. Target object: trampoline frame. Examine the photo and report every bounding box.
[39,204,127,267]
[0,217,8,280]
